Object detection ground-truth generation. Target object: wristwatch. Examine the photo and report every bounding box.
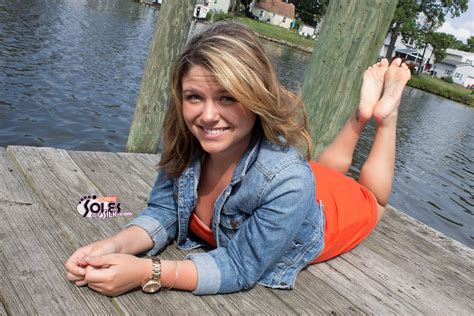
[141,256,162,293]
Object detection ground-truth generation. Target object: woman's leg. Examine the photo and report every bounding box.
[359,58,411,220]
[317,59,389,174]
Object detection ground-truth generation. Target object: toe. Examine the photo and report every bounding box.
[391,58,402,67]
[380,58,389,67]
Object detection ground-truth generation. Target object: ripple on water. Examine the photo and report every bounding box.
[0,1,472,248]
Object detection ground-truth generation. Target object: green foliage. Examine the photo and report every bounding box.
[408,75,474,106]
[441,76,453,83]
[209,12,234,22]
[468,36,474,52]
[386,0,469,58]
[454,35,474,52]
[287,0,328,26]
[235,16,316,48]
[426,32,457,60]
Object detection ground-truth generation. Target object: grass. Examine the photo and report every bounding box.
[233,16,316,49]
[408,75,474,106]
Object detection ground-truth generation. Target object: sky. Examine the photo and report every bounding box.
[438,0,474,43]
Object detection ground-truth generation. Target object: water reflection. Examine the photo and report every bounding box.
[262,41,473,247]
[0,1,472,247]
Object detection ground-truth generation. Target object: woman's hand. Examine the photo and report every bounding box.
[82,254,152,296]
[65,238,121,286]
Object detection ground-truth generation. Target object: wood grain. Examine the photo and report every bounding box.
[2,146,473,314]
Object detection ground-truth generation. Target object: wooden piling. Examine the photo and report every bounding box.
[301,0,397,158]
[126,0,195,153]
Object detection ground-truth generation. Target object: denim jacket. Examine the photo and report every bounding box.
[124,131,325,295]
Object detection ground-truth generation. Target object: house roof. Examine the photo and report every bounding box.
[396,48,422,56]
[446,48,474,59]
[439,58,471,67]
[255,0,295,19]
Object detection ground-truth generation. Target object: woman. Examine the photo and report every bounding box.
[65,22,411,296]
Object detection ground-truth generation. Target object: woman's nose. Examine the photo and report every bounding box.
[201,100,219,122]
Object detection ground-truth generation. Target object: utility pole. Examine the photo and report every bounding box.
[126,0,196,153]
[301,0,398,158]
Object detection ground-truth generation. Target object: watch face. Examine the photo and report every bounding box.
[142,280,161,293]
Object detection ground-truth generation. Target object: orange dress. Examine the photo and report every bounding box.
[189,162,378,263]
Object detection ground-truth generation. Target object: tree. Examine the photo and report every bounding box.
[466,35,474,52]
[426,31,457,61]
[385,0,468,60]
[288,0,329,26]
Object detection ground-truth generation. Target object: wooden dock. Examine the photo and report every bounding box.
[1,146,472,314]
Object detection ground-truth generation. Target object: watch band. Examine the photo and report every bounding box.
[141,256,162,293]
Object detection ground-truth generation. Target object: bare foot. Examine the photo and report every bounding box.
[358,58,389,122]
[373,58,411,125]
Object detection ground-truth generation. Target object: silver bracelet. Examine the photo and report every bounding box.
[165,261,179,290]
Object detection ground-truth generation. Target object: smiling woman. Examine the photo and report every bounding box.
[181,66,257,161]
[65,21,411,297]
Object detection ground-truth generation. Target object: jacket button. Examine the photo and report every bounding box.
[230,220,238,229]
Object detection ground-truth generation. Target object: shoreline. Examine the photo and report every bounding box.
[256,33,313,54]
[251,31,473,106]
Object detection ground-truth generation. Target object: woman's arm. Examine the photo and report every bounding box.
[186,161,317,295]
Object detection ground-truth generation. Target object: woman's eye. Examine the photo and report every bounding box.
[185,95,202,102]
[220,96,237,105]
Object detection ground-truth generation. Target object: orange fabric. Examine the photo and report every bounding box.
[188,162,378,263]
[189,211,217,248]
[310,161,378,263]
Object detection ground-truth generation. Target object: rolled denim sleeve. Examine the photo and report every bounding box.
[124,169,178,256]
[187,162,315,295]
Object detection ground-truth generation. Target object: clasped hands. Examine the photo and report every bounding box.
[64,239,151,297]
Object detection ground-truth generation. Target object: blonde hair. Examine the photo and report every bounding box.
[159,22,312,177]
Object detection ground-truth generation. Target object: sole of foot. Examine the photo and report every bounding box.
[373,58,411,126]
[358,58,389,122]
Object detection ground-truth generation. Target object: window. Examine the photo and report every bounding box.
[259,10,263,16]
[455,72,461,78]
[283,17,286,23]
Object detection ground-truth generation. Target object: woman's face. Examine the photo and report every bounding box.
[182,65,256,160]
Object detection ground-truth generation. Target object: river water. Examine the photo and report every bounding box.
[1,0,472,247]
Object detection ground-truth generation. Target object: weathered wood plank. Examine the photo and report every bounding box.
[6,146,120,248]
[69,150,296,314]
[0,148,119,314]
[0,301,7,316]
[6,146,219,314]
[4,146,473,314]
[116,152,160,184]
[306,207,474,314]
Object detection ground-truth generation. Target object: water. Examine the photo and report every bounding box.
[1,0,472,247]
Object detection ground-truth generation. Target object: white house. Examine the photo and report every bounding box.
[379,32,434,71]
[194,0,230,19]
[433,49,474,88]
[251,0,295,30]
[207,0,231,13]
[299,24,316,37]
[444,48,474,66]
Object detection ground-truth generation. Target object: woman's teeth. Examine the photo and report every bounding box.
[203,127,227,134]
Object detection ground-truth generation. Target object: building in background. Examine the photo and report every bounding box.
[433,49,474,88]
[379,33,434,72]
[194,0,231,19]
[251,0,295,30]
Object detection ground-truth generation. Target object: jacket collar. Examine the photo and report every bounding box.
[181,128,262,184]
